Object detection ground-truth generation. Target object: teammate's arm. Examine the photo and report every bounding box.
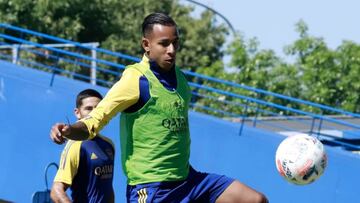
[50,182,71,203]
[51,141,80,202]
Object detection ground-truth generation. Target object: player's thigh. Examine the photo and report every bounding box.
[215,180,268,203]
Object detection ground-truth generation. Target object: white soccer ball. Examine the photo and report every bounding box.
[275,134,327,185]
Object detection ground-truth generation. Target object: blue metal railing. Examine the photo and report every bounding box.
[0,40,120,76]
[1,23,360,150]
[189,82,360,129]
[0,34,126,70]
[184,70,360,119]
[0,23,140,62]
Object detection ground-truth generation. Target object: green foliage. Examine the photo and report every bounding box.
[284,20,360,113]
[223,19,360,115]
[0,0,228,70]
[176,10,228,71]
[334,41,360,112]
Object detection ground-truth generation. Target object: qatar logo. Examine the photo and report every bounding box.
[94,164,113,178]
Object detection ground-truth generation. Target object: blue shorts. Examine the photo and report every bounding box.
[126,167,234,203]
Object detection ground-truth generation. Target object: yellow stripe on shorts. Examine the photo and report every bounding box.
[137,188,148,203]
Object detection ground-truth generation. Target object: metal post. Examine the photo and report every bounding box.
[253,94,261,127]
[90,45,97,85]
[253,106,259,127]
[12,45,18,64]
[310,117,316,135]
[239,100,249,136]
[317,118,323,139]
[182,0,236,36]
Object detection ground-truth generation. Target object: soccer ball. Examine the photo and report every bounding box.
[275,134,327,185]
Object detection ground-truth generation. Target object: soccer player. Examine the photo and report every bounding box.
[50,13,268,203]
[50,89,115,203]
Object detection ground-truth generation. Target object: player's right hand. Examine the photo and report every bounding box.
[50,123,70,144]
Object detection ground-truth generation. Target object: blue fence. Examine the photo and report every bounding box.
[1,23,360,150]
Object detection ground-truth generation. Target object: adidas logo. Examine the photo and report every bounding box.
[91,153,98,160]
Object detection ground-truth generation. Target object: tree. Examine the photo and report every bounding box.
[285,20,342,113]
[0,0,228,71]
[334,41,360,112]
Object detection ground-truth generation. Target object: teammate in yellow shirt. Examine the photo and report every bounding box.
[51,89,115,203]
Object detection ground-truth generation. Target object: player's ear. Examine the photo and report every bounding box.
[74,108,81,120]
[142,37,150,54]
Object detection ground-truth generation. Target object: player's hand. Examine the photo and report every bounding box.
[50,123,70,144]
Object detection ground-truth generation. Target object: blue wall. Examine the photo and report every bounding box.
[0,61,126,202]
[1,60,360,203]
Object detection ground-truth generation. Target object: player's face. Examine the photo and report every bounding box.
[75,96,101,119]
[142,24,179,71]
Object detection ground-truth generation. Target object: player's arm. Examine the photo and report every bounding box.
[50,122,90,143]
[50,68,141,143]
[50,182,71,203]
[51,141,81,202]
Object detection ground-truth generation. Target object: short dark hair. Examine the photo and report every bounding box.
[142,12,177,37]
[76,89,103,108]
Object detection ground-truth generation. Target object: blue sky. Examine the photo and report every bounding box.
[181,0,360,60]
